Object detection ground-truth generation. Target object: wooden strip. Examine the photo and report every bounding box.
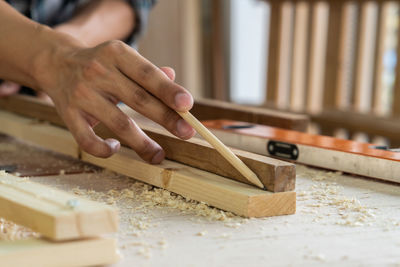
[372,2,391,116]
[306,1,329,114]
[177,111,264,189]
[265,1,294,109]
[290,1,309,112]
[0,96,297,192]
[0,111,79,158]
[0,238,119,267]
[192,97,309,132]
[336,1,358,110]
[391,3,400,116]
[0,172,118,240]
[81,147,296,218]
[203,119,400,184]
[353,1,378,113]
[323,1,344,109]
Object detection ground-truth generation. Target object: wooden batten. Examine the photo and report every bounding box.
[0,238,119,267]
[81,147,296,218]
[0,172,118,240]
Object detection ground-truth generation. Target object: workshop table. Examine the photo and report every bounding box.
[1,136,400,266]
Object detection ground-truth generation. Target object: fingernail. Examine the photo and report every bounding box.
[151,149,165,164]
[174,92,193,110]
[176,119,195,138]
[105,139,120,153]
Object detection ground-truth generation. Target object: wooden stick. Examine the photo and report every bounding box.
[177,111,264,189]
[0,172,118,240]
[0,238,119,267]
[82,147,296,218]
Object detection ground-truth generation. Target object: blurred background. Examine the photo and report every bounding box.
[137,0,400,147]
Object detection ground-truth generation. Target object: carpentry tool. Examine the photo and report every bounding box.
[202,120,400,184]
[177,111,264,189]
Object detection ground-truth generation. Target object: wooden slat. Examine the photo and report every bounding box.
[203,119,400,184]
[290,1,310,112]
[0,96,297,192]
[82,147,296,218]
[0,172,118,240]
[336,1,358,110]
[306,1,329,114]
[353,1,379,113]
[323,1,344,109]
[265,1,294,109]
[392,3,400,116]
[0,110,78,158]
[0,238,119,267]
[192,98,309,131]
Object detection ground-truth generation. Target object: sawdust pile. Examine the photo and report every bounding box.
[296,165,376,227]
[0,218,39,241]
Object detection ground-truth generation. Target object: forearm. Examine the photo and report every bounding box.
[55,0,136,46]
[0,1,83,90]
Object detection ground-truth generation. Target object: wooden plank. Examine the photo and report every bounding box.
[265,1,294,109]
[192,97,309,131]
[353,1,379,114]
[0,238,119,267]
[202,119,400,184]
[391,3,400,116]
[0,110,79,158]
[0,96,297,192]
[306,1,329,114]
[0,172,118,240]
[81,147,296,218]
[290,1,309,112]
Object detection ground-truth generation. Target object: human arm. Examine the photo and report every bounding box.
[0,1,195,163]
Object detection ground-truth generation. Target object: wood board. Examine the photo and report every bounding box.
[0,172,118,240]
[0,95,296,192]
[0,237,119,267]
[81,147,296,218]
[203,119,400,184]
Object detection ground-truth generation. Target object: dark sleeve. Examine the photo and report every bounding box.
[125,0,157,48]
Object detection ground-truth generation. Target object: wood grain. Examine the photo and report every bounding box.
[177,111,264,189]
[0,172,118,240]
[81,147,296,218]
[0,238,119,267]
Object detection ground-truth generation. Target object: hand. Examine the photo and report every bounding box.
[37,40,195,163]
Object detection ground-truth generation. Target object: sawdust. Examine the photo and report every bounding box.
[296,165,377,227]
[0,218,39,241]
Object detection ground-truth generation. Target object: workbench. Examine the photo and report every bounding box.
[1,134,399,266]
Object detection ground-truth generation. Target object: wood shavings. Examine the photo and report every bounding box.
[196,230,207,236]
[0,218,39,241]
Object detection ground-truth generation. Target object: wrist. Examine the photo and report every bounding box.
[31,25,86,92]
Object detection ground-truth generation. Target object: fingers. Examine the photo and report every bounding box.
[63,109,120,158]
[79,91,166,163]
[0,81,20,96]
[160,67,176,81]
[115,43,193,112]
[107,72,195,140]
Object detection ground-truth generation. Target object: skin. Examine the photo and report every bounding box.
[0,0,195,163]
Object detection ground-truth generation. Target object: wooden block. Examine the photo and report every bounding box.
[0,237,119,267]
[0,172,118,240]
[0,95,296,192]
[192,98,309,132]
[81,147,296,218]
[0,110,79,158]
[203,120,400,184]
[95,122,295,192]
